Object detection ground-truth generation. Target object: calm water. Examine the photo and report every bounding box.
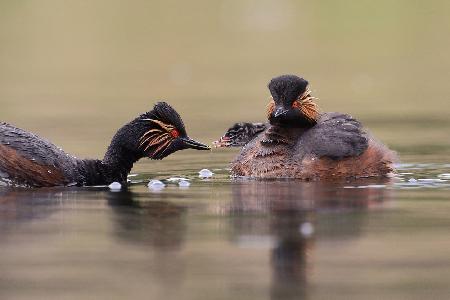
[1,153,449,300]
[1,1,450,299]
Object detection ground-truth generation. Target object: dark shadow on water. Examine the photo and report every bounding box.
[106,189,189,290]
[106,189,187,251]
[0,187,67,227]
[0,186,188,251]
[228,179,394,300]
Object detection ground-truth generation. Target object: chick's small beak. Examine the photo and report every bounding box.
[182,137,211,150]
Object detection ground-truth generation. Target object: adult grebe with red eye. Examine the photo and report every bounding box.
[0,102,210,187]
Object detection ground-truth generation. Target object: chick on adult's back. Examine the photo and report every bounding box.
[214,75,396,180]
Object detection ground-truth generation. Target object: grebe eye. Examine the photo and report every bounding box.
[292,100,301,109]
[170,129,180,138]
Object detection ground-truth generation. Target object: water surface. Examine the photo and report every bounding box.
[1,152,449,300]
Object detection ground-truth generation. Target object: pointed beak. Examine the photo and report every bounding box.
[212,136,231,148]
[274,107,289,118]
[182,137,211,150]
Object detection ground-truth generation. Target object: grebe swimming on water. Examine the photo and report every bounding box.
[214,75,396,180]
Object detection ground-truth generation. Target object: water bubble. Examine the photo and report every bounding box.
[199,169,213,178]
[108,182,122,191]
[148,180,165,190]
[300,222,314,237]
[178,180,191,188]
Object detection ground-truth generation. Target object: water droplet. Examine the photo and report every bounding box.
[198,169,213,178]
[108,182,122,191]
[178,180,191,188]
[300,222,314,237]
[47,170,52,174]
[148,180,165,190]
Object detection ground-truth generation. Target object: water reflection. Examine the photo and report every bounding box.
[106,189,187,250]
[1,172,449,300]
[106,189,191,297]
[0,188,63,225]
[228,179,394,300]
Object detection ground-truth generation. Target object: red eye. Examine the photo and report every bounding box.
[171,129,180,138]
[292,100,301,109]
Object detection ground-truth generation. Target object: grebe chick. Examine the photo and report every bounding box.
[214,75,396,180]
[0,102,210,187]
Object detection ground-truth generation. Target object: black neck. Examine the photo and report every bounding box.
[75,123,143,186]
[75,151,139,187]
[101,134,141,183]
[269,115,317,129]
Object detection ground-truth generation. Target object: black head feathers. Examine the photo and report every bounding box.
[141,102,187,137]
[268,75,309,104]
[266,75,319,128]
[135,101,209,160]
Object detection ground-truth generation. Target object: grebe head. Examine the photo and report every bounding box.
[135,102,210,160]
[267,75,319,128]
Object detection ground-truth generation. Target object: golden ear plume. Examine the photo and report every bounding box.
[139,119,175,153]
[294,88,320,122]
[266,99,275,119]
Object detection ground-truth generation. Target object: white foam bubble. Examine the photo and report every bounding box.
[148,180,165,190]
[300,222,314,237]
[178,180,191,188]
[108,182,122,191]
[198,169,213,178]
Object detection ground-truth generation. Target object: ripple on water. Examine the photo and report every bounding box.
[392,163,450,189]
[0,163,447,190]
[438,173,450,179]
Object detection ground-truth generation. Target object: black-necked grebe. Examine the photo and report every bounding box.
[0,102,210,187]
[214,75,396,180]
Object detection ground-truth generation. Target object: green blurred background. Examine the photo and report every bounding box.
[1,0,449,160]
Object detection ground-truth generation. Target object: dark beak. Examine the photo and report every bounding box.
[274,107,289,118]
[182,137,211,150]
